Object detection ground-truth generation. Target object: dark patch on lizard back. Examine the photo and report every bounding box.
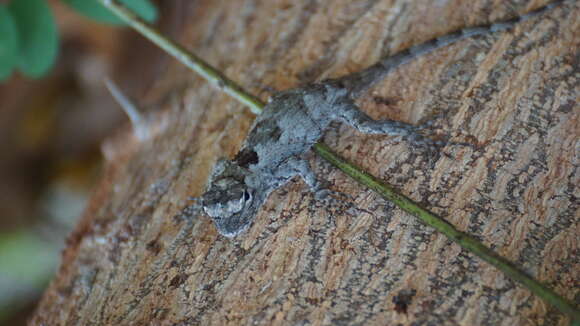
[244,119,284,148]
[234,148,259,168]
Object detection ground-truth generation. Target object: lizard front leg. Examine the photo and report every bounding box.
[275,156,333,200]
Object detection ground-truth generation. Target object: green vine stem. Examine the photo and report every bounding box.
[99,0,264,114]
[314,143,579,320]
[98,0,579,320]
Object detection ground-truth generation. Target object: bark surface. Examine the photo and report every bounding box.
[31,1,578,325]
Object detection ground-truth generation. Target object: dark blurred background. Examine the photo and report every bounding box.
[0,0,177,323]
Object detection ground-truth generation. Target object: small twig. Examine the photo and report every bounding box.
[104,77,149,140]
[97,0,579,320]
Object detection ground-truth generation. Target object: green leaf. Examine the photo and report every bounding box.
[8,0,59,78]
[0,6,19,81]
[0,231,58,283]
[63,0,158,25]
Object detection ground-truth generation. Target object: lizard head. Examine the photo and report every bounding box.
[202,177,253,218]
[201,159,257,237]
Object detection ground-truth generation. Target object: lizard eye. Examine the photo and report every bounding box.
[243,189,252,203]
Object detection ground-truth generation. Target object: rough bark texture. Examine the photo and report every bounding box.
[31,1,578,325]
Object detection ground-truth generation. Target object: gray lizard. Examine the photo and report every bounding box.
[195,0,565,237]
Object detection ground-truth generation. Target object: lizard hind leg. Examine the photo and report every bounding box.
[335,101,445,153]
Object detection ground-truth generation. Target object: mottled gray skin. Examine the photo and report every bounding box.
[197,0,564,237]
[202,83,435,236]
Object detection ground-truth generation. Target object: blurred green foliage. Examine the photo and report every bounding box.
[0,6,19,80]
[8,0,59,79]
[0,231,60,321]
[64,0,157,25]
[0,0,157,81]
[0,0,158,322]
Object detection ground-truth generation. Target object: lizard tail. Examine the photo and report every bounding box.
[332,0,566,98]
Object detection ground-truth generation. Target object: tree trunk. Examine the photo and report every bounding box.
[31,1,578,325]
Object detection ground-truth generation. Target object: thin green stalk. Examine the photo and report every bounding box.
[98,0,579,320]
[99,0,264,114]
[314,143,580,320]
